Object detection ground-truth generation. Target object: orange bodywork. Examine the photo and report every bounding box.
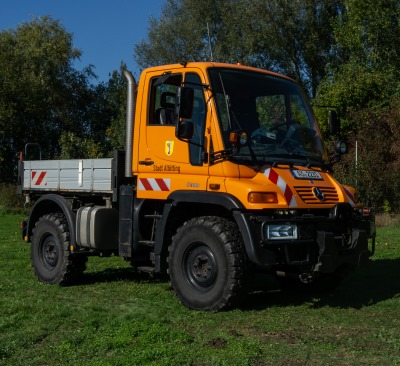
[131,62,355,209]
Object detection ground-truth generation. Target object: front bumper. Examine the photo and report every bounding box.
[235,203,376,274]
[313,229,372,273]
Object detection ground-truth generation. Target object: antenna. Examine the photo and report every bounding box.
[207,23,214,61]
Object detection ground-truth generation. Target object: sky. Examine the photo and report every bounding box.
[0,0,166,82]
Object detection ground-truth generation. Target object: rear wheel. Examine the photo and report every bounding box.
[31,213,86,284]
[168,216,245,311]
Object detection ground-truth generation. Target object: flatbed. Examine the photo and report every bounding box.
[21,158,113,193]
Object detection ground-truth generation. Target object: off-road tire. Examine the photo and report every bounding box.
[31,213,86,285]
[168,216,246,311]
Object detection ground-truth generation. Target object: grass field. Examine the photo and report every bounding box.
[1,212,400,366]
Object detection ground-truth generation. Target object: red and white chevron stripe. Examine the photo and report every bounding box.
[31,171,47,186]
[138,178,171,191]
[263,168,297,207]
[342,186,356,207]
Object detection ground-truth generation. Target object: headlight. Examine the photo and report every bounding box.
[265,224,298,240]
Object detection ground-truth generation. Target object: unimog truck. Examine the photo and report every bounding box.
[18,62,376,310]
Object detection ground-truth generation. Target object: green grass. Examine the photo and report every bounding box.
[1,212,400,366]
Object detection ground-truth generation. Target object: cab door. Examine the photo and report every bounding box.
[137,69,209,199]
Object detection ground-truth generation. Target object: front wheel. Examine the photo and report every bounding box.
[168,217,246,311]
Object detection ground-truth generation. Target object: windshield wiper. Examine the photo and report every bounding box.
[211,147,261,170]
[210,148,235,163]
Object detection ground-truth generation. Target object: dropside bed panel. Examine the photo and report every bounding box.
[22,159,114,193]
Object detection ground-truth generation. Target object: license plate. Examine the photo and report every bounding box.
[291,169,323,180]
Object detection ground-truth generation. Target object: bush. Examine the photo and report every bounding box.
[332,97,400,212]
[375,212,400,227]
[0,183,25,214]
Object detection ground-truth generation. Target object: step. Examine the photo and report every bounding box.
[144,214,162,219]
[139,240,155,247]
[137,266,155,274]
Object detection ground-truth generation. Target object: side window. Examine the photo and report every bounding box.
[184,73,206,166]
[148,74,182,125]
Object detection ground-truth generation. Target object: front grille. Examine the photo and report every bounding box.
[295,186,339,204]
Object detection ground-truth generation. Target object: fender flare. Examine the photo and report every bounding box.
[27,194,76,246]
[154,190,245,257]
[153,191,269,269]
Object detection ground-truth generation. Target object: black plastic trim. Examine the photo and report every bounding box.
[17,160,24,195]
[165,191,274,266]
[27,194,76,246]
[168,190,244,210]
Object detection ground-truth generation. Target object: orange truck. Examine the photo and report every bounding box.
[18,62,376,310]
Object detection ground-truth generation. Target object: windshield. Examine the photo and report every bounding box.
[208,68,328,168]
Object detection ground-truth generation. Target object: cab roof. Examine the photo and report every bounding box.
[141,62,295,83]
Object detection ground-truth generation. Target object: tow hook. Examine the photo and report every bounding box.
[276,271,314,284]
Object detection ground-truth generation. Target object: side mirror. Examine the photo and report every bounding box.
[335,140,348,155]
[329,110,340,136]
[176,86,194,120]
[177,120,194,139]
[330,140,348,165]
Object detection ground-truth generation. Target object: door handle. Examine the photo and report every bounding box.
[139,160,154,166]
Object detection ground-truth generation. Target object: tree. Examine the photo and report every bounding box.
[67,66,128,157]
[0,17,95,181]
[315,0,400,209]
[103,67,130,152]
[333,99,400,210]
[315,0,400,130]
[134,0,342,96]
[231,0,343,97]
[134,0,216,68]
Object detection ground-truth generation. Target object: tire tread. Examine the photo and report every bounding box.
[169,216,246,311]
[31,212,86,285]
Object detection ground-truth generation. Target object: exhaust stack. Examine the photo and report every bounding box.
[123,70,137,178]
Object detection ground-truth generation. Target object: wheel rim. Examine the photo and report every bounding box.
[183,242,218,293]
[40,234,59,270]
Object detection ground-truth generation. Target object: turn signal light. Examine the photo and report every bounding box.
[248,192,278,204]
[209,183,220,191]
